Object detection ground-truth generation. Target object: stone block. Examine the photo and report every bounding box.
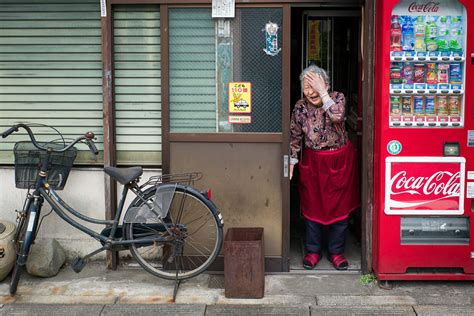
[26,238,66,277]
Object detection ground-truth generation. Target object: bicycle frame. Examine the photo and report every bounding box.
[25,149,177,249]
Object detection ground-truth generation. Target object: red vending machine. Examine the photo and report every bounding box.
[374,0,474,280]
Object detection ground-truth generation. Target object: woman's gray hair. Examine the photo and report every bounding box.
[299,65,330,91]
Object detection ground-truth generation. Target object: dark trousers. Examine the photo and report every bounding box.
[305,218,348,255]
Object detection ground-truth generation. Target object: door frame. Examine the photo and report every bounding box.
[288,1,373,273]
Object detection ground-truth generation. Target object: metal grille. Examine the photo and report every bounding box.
[232,8,283,133]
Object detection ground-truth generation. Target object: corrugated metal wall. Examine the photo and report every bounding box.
[0,0,103,163]
[113,5,162,165]
[169,9,216,132]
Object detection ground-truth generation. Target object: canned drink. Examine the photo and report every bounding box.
[448,95,460,116]
[436,95,448,116]
[437,63,449,84]
[413,95,425,115]
[401,63,414,84]
[449,63,462,84]
[390,64,402,84]
[390,95,401,115]
[414,64,425,83]
[426,63,437,84]
[425,95,435,115]
[401,95,413,115]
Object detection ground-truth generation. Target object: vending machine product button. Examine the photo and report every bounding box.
[416,123,424,127]
[442,57,450,61]
[405,90,413,94]
[404,122,412,126]
[428,123,436,127]
[418,57,426,61]
[441,90,449,94]
[429,90,437,94]
[394,57,402,61]
[416,90,425,94]
[453,90,461,94]
[454,57,461,61]
[429,57,437,61]
[452,123,460,127]
[393,122,401,127]
[440,123,448,127]
[393,90,401,93]
[406,57,414,61]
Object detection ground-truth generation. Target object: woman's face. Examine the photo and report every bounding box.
[303,77,323,107]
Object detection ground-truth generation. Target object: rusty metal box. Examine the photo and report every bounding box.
[224,227,264,298]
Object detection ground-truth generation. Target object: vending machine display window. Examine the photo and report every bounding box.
[401,216,470,245]
[389,0,467,128]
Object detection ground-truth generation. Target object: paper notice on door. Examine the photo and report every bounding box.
[467,182,474,199]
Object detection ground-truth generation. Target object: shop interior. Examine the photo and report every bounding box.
[289,7,363,271]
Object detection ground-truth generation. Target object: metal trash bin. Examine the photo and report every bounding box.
[224,227,264,298]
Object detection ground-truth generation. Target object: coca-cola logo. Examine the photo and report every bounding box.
[408,1,440,13]
[391,170,460,196]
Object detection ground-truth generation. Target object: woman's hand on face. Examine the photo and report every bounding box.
[306,72,328,96]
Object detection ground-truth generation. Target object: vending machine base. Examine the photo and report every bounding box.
[376,273,474,281]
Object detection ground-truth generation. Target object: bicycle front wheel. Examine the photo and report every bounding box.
[125,185,223,280]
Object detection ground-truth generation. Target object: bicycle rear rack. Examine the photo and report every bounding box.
[140,172,202,189]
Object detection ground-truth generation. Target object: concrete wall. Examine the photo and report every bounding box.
[0,167,161,260]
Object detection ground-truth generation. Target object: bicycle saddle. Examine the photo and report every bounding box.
[104,166,143,185]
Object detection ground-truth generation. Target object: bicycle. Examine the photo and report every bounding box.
[2,123,224,298]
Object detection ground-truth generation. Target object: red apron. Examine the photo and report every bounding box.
[298,142,359,225]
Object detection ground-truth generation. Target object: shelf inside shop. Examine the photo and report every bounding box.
[389,89,464,95]
[390,55,465,62]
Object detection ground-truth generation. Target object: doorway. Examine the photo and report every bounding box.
[289,7,363,272]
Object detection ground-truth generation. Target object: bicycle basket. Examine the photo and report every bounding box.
[13,141,77,190]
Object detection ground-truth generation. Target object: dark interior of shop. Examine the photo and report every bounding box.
[289,7,362,271]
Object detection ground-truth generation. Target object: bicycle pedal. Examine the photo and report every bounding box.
[71,257,87,273]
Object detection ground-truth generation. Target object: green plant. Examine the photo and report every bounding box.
[359,273,377,285]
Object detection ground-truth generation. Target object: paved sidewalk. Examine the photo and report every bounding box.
[0,262,473,315]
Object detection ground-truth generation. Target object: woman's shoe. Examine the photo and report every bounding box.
[329,253,349,270]
[303,253,321,269]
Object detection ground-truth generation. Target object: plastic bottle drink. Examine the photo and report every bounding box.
[437,16,449,52]
[402,16,415,51]
[425,17,437,52]
[449,16,463,52]
[390,15,402,52]
[414,16,426,52]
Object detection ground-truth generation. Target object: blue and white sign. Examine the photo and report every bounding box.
[263,22,281,56]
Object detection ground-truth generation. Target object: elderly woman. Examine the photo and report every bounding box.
[290,65,359,270]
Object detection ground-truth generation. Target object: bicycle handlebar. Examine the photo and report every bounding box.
[2,126,18,138]
[1,123,98,155]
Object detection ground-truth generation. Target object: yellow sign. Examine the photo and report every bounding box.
[308,20,320,62]
[229,82,252,113]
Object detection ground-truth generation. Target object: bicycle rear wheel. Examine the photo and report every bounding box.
[125,185,223,280]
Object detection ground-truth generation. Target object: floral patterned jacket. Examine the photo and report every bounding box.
[290,91,348,164]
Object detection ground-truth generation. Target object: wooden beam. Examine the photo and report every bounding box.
[361,0,375,274]
[161,5,170,174]
[101,0,118,270]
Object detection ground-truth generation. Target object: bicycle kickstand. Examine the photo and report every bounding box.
[172,271,181,302]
